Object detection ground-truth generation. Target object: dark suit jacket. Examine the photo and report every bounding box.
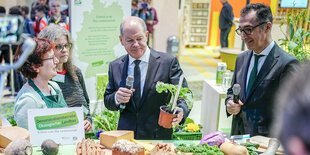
[219,2,234,29]
[104,48,190,140]
[225,44,299,136]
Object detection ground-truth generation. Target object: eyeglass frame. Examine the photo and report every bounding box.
[42,55,57,63]
[55,43,72,52]
[235,21,269,36]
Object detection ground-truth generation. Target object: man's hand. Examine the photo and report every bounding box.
[227,99,244,115]
[116,87,134,103]
[84,120,92,133]
[172,107,184,126]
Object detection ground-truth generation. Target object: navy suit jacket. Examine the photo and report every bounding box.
[104,48,190,140]
[225,44,299,136]
[219,2,234,29]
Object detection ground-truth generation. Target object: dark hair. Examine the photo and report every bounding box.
[9,5,22,15]
[0,6,5,14]
[34,4,46,13]
[14,38,54,79]
[21,6,30,15]
[241,3,273,24]
[273,61,310,153]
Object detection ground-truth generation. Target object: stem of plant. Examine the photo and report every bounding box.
[172,74,185,114]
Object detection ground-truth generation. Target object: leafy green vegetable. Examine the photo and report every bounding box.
[156,81,191,111]
[175,143,224,155]
[93,108,120,131]
[241,143,259,155]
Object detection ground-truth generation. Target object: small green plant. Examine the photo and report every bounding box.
[279,10,310,62]
[156,81,192,112]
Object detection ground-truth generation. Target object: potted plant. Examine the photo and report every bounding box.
[278,10,310,62]
[156,79,191,128]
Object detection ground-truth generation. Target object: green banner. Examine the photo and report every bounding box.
[34,111,79,130]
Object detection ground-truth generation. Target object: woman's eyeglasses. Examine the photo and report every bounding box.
[55,43,72,52]
[42,55,57,63]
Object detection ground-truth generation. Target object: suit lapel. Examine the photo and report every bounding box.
[247,44,279,99]
[138,50,161,110]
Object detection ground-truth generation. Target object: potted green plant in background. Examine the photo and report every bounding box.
[156,75,192,129]
[279,10,310,62]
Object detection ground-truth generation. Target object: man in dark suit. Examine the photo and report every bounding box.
[104,16,190,140]
[225,3,299,136]
[219,0,234,48]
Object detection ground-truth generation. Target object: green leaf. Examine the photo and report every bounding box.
[184,118,194,124]
[288,41,298,50]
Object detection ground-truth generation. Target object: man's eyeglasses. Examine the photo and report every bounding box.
[42,55,57,63]
[55,43,72,52]
[235,21,268,35]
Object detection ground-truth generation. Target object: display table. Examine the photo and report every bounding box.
[31,140,200,155]
[200,80,232,135]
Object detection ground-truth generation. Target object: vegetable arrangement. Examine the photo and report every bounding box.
[175,143,224,155]
[241,143,259,155]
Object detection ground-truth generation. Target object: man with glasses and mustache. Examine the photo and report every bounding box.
[225,3,299,136]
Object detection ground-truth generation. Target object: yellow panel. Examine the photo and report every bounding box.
[228,25,235,48]
[270,0,278,17]
[210,12,219,47]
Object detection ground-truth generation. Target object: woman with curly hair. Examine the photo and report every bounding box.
[38,24,92,132]
[14,37,67,129]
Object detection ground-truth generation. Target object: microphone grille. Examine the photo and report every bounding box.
[232,84,241,95]
[126,75,134,84]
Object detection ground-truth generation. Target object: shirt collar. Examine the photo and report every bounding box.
[129,47,150,65]
[252,41,275,56]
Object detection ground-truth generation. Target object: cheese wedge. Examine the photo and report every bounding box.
[0,126,30,148]
[100,130,134,149]
[130,139,155,154]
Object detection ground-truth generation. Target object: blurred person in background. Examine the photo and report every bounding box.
[273,61,310,155]
[33,5,48,35]
[145,0,158,46]
[219,0,234,48]
[14,37,67,129]
[30,0,49,21]
[38,24,92,132]
[21,6,35,37]
[48,0,69,31]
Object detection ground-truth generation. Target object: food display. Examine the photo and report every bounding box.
[75,138,106,155]
[175,143,224,155]
[220,142,249,155]
[41,139,59,155]
[112,139,144,155]
[0,126,30,148]
[100,130,134,149]
[4,139,32,155]
[149,143,176,155]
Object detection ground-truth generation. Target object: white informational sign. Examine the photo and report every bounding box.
[70,0,131,101]
[28,107,85,146]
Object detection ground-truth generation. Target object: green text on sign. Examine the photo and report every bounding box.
[34,111,79,130]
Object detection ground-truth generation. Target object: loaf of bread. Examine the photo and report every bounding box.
[112,139,144,155]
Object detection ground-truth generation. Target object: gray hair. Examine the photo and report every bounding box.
[38,24,77,81]
[120,17,147,36]
[49,0,61,7]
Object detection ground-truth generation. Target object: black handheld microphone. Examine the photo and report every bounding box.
[120,75,134,110]
[232,84,241,104]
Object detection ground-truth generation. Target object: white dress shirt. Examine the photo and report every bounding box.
[246,41,275,91]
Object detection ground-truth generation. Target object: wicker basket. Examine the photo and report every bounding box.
[173,132,202,140]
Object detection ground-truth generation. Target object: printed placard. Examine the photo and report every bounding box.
[28,107,85,146]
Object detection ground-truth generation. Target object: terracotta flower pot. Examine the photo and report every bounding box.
[158,105,178,128]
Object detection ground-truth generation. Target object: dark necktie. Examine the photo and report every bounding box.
[133,60,141,106]
[247,54,262,97]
